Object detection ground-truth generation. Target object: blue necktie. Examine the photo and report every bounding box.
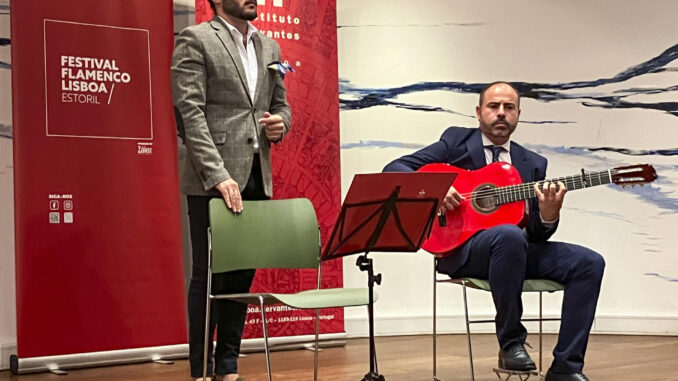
[487,145,504,163]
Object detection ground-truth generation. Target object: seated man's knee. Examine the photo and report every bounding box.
[574,247,605,279]
[490,224,527,247]
[589,251,606,277]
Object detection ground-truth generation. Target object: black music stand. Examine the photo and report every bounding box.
[322,172,457,381]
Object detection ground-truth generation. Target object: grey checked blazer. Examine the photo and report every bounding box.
[171,17,291,196]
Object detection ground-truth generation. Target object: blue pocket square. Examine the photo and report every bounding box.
[267,61,295,79]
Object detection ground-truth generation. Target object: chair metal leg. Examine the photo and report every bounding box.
[203,228,213,381]
[315,264,321,381]
[314,308,320,381]
[494,370,535,381]
[259,296,273,381]
[538,291,543,377]
[432,261,439,381]
[461,280,475,381]
[202,269,213,381]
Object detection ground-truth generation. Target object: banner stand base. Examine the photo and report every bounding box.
[10,333,347,375]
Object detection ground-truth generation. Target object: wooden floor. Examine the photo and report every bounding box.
[2,334,678,381]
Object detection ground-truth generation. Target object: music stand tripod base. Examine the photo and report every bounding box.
[492,368,538,381]
[362,372,386,381]
[320,172,457,381]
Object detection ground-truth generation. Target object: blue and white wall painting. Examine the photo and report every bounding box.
[337,0,678,335]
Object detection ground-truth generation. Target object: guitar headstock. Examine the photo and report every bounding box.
[611,164,657,187]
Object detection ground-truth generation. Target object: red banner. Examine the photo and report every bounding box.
[11,1,186,357]
[195,0,343,338]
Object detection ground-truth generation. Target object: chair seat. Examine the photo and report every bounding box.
[213,287,375,309]
[439,277,564,293]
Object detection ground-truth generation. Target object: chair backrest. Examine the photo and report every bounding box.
[208,198,320,274]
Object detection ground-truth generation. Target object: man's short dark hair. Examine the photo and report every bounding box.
[479,81,521,106]
[207,0,216,13]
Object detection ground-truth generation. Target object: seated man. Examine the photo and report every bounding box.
[383,81,604,381]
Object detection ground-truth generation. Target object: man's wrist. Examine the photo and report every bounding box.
[540,213,558,227]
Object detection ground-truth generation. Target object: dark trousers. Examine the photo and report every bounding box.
[187,155,268,377]
[437,224,605,374]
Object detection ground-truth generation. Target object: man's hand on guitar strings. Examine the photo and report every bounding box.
[534,181,567,222]
[439,185,465,214]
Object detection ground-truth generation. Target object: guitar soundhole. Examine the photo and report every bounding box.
[472,184,499,214]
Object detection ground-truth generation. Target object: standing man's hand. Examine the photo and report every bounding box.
[215,179,242,213]
[534,181,566,222]
[259,112,284,142]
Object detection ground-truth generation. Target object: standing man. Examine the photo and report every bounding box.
[172,0,291,379]
[384,82,604,381]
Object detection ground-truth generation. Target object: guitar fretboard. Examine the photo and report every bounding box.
[492,170,612,205]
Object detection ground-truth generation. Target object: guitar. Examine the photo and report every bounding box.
[418,162,657,256]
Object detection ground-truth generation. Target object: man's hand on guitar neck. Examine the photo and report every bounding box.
[534,181,567,222]
[439,185,466,214]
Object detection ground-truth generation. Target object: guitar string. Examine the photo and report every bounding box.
[457,170,614,198]
[453,169,620,201]
[458,176,606,200]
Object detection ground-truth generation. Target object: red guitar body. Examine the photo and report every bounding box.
[419,162,527,256]
[418,162,657,256]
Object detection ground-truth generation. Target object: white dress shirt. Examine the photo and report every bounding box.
[481,132,512,164]
[220,17,259,100]
[220,17,260,151]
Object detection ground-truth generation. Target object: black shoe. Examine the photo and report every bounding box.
[545,369,590,381]
[497,342,536,371]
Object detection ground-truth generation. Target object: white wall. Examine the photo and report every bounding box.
[337,0,678,337]
[0,0,17,370]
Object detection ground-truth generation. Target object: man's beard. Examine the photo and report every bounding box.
[222,0,257,21]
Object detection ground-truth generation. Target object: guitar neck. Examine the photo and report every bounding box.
[496,169,612,205]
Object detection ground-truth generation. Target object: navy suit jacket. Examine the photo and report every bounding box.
[383,127,558,272]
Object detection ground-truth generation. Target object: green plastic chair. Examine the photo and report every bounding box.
[432,262,564,381]
[204,198,374,381]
